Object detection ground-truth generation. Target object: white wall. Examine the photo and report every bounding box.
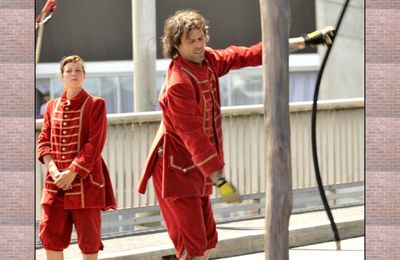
[315,0,364,100]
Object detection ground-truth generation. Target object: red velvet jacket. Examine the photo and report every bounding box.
[138,42,262,199]
[37,89,116,210]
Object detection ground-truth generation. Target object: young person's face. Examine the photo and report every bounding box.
[61,61,85,89]
[176,28,206,64]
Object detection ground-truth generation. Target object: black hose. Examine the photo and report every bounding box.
[311,0,350,250]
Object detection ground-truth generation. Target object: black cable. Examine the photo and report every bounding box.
[311,0,350,251]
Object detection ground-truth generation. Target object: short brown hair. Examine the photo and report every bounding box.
[161,10,210,59]
[59,55,86,74]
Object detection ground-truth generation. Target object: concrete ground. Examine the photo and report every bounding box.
[216,236,364,259]
[35,206,364,260]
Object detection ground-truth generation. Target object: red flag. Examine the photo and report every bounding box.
[35,0,57,24]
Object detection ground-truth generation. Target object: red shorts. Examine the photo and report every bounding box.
[39,195,103,254]
[152,157,218,259]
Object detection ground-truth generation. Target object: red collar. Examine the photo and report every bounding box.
[173,54,210,80]
[60,89,89,108]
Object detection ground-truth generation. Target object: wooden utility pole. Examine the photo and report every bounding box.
[259,0,293,259]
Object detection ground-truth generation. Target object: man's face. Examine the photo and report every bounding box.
[176,28,206,64]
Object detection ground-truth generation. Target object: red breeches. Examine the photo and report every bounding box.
[152,157,218,259]
[39,195,103,254]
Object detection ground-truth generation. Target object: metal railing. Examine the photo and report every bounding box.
[35,98,364,239]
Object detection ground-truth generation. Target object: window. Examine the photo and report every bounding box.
[36,55,319,114]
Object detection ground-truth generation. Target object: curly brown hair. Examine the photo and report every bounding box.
[161,10,210,59]
[59,55,86,74]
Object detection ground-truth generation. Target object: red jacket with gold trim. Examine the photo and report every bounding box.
[37,89,117,210]
[138,42,262,199]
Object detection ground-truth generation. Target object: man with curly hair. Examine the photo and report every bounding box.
[138,10,335,260]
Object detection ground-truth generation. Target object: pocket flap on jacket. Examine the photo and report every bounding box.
[168,155,196,174]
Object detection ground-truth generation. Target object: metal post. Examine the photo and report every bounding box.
[35,13,47,65]
[132,0,157,112]
[260,0,293,259]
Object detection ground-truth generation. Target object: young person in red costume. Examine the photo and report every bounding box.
[37,55,117,260]
[137,10,335,260]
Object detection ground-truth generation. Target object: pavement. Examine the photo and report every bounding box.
[217,236,364,259]
[35,205,364,260]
